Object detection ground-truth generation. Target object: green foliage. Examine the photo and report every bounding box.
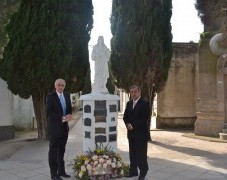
[195,0,223,31]
[0,0,93,98]
[106,71,115,94]
[195,0,206,25]
[0,0,93,139]
[110,0,172,103]
[199,31,212,39]
[81,67,92,95]
[0,0,20,55]
[198,31,213,46]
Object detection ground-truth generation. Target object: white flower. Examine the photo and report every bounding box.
[117,162,122,168]
[103,163,107,169]
[113,158,116,162]
[111,162,116,168]
[120,169,124,175]
[97,164,102,168]
[94,160,98,165]
[106,160,112,165]
[81,165,86,171]
[86,164,92,171]
[103,155,109,159]
[92,155,98,161]
[85,160,89,165]
[87,169,92,176]
[79,171,83,178]
[99,158,104,163]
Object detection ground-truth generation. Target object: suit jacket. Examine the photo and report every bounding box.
[46,91,72,138]
[123,98,150,141]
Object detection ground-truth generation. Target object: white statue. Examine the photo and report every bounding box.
[210,21,227,57]
[91,36,110,94]
[210,33,227,56]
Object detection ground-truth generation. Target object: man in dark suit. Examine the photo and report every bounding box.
[46,79,72,180]
[123,85,150,180]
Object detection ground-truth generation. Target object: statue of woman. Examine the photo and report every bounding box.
[91,36,110,94]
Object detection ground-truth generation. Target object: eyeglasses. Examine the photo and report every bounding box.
[57,84,65,87]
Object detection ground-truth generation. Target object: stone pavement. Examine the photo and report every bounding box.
[0,112,227,180]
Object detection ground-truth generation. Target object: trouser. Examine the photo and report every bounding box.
[128,138,148,176]
[48,134,68,177]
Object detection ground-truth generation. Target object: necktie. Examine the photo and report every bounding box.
[59,94,66,116]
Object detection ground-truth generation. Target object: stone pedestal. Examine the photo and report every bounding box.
[80,93,119,152]
[0,79,15,140]
[195,39,226,137]
[195,111,224,137]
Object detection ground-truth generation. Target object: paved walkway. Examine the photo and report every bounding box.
[0,112,227,180]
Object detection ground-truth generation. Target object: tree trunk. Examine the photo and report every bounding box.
[142,66,156,141]
[32,91,48,140]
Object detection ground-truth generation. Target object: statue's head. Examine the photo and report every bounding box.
[97,36,104,45]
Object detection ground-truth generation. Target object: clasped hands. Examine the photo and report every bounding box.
[126,123,133,131]
[62,114,72,122]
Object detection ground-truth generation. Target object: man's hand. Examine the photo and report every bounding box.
[62,114,72,122]
[126,123,133,131]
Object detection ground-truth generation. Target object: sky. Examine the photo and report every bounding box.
[89,0,204,82]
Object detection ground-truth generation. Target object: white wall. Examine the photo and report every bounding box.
[0,78,13,126]
[13,95,35,129]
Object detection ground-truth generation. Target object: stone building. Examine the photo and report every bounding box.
[157,43,198,129]
[157,39,227,139]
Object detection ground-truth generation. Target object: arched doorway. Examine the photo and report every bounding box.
[222,57,227,129]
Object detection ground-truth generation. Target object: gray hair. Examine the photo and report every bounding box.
[129,85,141,92]
[54,78,66,86]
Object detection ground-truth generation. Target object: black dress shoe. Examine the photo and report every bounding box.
[51,175,63,180]
[126,173,138,177]
[138,176,145,180]
[58,173,71,178]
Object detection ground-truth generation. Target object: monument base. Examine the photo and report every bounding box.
[80,93,119,152]
[0,125,15,140]
[195,112,224,137]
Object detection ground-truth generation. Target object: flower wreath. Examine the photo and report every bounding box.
[70,143,129,180]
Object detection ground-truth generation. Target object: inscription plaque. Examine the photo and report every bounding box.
[94,100,107,116]
[109,134,117,142]
[84,105,91,113]
[109,126,116,132]
[95,100,106,109]
[95,128,106,134]
[95,135,107,142]
[95,116,106,123]
[85,131,91,138]
[109,105,117,112]
[84,118,91,126]
[94,109,107,116]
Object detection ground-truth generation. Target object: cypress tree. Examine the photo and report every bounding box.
[0,0,19,55]
[110,0,172,106]
[81,67,92,95]
[106,71,115,94]
[195,0,224,32]
[0,0,93,139]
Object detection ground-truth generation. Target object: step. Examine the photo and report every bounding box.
[222,129,227,133]
[219,133,227,140]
